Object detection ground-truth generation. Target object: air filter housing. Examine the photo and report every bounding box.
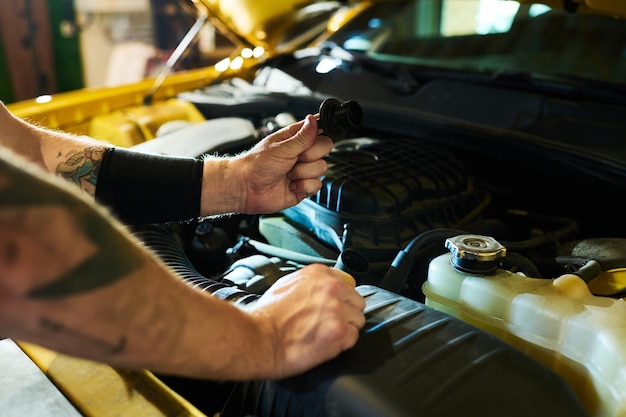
[283,137,486,253]
[226,286,589,417]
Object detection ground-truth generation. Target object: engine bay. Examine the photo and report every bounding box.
[128,77,626,416]
[143,83,626,301]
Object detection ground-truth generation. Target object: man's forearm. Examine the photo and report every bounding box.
[0,146,275,380]
[5,257,275,380]
[3,255,276,380]
[0,102,109,196]
[199,155,243,215]
[0,103,244,218]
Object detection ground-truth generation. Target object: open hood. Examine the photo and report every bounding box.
[196,0,626,53]
[195,0,344,52]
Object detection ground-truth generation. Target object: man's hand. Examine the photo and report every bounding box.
[200,114,333,216]
[240,114,333,213]
[248,264,366,379]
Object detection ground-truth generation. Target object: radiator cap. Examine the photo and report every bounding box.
[445,234,506,274]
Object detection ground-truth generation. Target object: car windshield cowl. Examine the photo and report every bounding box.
[407,67,626,105]
[324,0,626,89]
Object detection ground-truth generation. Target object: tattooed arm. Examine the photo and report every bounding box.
[0,148,365,379]
[0,102,334,217]
[0,102,108,196]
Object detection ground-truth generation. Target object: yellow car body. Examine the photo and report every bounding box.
[7,0,342,147]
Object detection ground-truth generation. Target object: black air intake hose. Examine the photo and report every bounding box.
[379,228,467,292]
[133,224,260,306]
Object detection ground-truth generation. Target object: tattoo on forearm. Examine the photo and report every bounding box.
[0,149,144,299]
[26,228,142,298]
[55,146,105,196]
[40,318,127,354]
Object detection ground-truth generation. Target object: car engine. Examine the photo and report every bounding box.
[126,77,626,417]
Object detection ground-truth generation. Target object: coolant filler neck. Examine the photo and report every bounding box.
[445,234,506,275]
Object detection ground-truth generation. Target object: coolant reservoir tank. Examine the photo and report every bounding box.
[423,235,626,417]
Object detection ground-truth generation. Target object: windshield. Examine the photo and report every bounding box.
[326,0,626,86]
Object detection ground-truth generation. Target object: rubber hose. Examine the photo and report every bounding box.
[133,225,259,303]
[379,228,467,292]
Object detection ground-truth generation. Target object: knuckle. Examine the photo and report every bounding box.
[303,263,330,275]
[323,319,348,341]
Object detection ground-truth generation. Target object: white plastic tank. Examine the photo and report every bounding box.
[423,235,626,417]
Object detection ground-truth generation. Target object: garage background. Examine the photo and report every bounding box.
[0,0,233,104]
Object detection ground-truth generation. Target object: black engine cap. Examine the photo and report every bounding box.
[318,98,363,140]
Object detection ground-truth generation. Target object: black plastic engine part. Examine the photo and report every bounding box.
[226,286,588,417]
[221,254,298,294]
[568,238,626,270]
[379,228,466,292]
[133,224,260,304]
[318,98,363,140]
[282,137,489,259]
[136,225,588,417]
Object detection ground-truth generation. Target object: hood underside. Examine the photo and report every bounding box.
[195,0,341,50]
[197,0,626,49]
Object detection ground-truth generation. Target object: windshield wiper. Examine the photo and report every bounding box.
[321,41,626,105]
[319,41,420,95]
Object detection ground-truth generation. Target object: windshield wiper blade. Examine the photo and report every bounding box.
[319,41,419,95]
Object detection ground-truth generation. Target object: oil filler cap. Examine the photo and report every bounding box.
[445,234,506,274]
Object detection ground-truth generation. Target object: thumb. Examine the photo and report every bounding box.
[281,115,317,157]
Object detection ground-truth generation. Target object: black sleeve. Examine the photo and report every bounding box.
[95,147,204,224]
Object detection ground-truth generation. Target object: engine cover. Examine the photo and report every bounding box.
[283,137,487,254]
[225,286,588,417]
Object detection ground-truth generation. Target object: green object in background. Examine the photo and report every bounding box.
[0,29,15,103]
[47,0,84,93]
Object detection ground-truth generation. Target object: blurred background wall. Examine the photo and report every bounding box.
[0,0,233,104]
